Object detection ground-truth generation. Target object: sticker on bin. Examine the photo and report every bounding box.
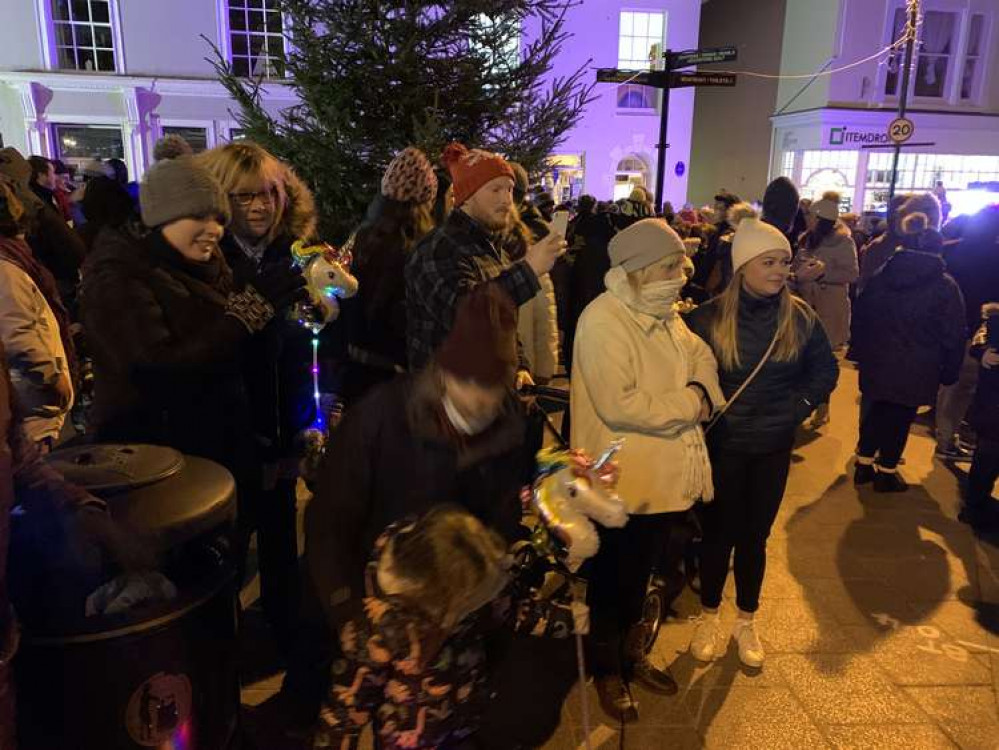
[126,672,193,747]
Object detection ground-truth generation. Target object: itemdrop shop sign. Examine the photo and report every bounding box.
[825,125,891,149]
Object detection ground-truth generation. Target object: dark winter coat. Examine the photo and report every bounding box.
[970,304,999,439]
[857,231,901,295]
[80,225,253,478]
[405,210,540,370]
[220,232,315,461]
[304,368,528,627]
[944,233,999,337]
[566,212,617,372]
[0,343,96,746]
[686,289,839,454]
[851,250,966,407]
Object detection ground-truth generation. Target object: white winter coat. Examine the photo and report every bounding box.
[0,259,73,443]
[571,290,724,515]
[517,273,559,381]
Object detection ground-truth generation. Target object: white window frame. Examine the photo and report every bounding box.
[35,0,126,74]
[878,1,994,107]
[960,13,991,103]
[218,0,290,80]
[615,10,667,114]
[158,120,219,154]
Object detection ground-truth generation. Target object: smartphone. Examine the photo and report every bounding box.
[550,211,570,238]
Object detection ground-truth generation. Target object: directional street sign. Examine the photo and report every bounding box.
[670,46,738,68]
[670,72,737,88]
[595,68,667,86]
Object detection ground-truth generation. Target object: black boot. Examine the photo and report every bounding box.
[594,674,639,724]
[625,623,678,696]
[854,463,875,485]
[874,470,909,493]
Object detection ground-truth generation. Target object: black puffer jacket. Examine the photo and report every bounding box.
[686,290,838,454]
[851,250,966,407]
[81,225,253,477]
[971,304,999,439]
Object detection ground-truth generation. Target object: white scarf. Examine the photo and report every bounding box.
[604,265,715,504]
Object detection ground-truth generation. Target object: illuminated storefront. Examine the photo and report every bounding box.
[772,108,999,216]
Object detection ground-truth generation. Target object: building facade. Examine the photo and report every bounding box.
[687,0,788,206]
[528,0,702,206]
[0,0,296,180]
[771,0,999,216]
[1,1,700,207]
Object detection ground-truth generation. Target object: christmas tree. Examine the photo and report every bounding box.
[212,0,593,241]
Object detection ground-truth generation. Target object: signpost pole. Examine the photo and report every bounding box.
[654,50,672,215]
[889,0,919,202]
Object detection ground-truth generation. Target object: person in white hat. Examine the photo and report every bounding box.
[685,217,838,669]
[571,218,723,722]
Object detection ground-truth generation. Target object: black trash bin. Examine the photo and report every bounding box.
[11,444,240,750]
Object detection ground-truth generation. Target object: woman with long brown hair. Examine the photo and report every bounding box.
[341,147,438,401]
[686,217,837,668]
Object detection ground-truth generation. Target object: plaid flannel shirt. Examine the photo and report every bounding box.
[405,209,540,370]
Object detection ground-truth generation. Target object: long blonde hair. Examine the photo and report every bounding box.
[196,141,317,241]
[709,271,815,370]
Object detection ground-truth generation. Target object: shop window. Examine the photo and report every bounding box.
[801,150,858,201]
[863,152,999,212]
[52,124,124,169]
[780,151,796,179]
[617,10,665,110]
[162,126,209,153]
[50,0,118,72]
[227,0,286,79]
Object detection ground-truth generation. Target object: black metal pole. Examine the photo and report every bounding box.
[654,51,671,215]
[889,1,918,201]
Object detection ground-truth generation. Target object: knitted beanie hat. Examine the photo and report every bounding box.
[732,217,792,273]
[608,218,686,272]
[441,142,514,207]
[381,147,438,205]
[436,283,518,386]
[140,156,230,228]
[811,198,840,222]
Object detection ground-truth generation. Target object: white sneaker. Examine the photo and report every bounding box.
[733,619,765,668]
[689,612,723,662]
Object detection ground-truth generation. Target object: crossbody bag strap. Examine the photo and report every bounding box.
[705,328,780,434]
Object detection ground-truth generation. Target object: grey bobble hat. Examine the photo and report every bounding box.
[608,218,686,272]
[140,156,229,228]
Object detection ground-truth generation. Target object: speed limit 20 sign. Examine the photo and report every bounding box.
[889,117,915,144]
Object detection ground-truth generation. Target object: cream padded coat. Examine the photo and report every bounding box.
[571,292,724,515]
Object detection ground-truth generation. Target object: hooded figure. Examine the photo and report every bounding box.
[851,213,967,492]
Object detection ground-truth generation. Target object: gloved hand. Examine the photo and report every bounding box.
[250,262,308,314]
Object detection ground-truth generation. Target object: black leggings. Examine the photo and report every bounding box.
[699,448,792,614]
[857,400,918,470]
[586,512,682,676]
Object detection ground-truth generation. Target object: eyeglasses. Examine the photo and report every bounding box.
[229,187,278,208]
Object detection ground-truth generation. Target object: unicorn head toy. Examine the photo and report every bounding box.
[529,441,628,571]
[289,239,359,333]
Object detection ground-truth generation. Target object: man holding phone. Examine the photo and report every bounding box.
[406,143,566,386]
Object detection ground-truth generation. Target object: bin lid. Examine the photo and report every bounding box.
[46,444,185,495]
[111,455,236,547]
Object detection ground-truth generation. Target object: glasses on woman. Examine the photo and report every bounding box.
[229,186,278,208]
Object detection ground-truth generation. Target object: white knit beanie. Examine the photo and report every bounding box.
[732,218,791,273]
[608,218,685,272]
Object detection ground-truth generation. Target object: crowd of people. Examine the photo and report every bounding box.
[0,130,996,749]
